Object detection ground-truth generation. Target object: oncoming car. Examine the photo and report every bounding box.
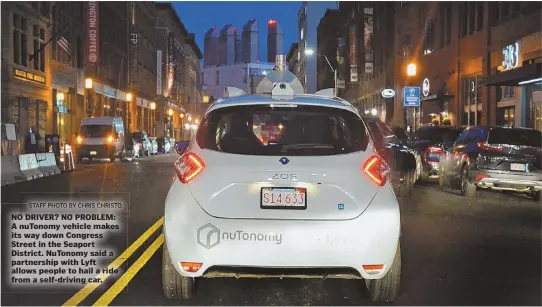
[163,73,402,302]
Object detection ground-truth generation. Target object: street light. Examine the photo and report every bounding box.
[407,63,417,76]
[371,108,378,116]
[126,93,133,102]
[168,109,173,116]
[305,48,337,96]
[195,119,199,124]
[150,102,156,110]
[187,115,192,122]
[180,113,184,119]
[85,78,93,89]
[56,92,65,101]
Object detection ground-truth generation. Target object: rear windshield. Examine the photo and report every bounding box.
[80,125,112,138]
[416,127,461,144]
[488,128,542,147]
[196,105,369,156]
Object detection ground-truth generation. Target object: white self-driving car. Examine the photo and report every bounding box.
[163,72,401,302]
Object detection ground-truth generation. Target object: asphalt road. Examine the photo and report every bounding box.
[1,153,541,306]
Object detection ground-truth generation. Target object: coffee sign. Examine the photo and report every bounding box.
[502,42,519,71]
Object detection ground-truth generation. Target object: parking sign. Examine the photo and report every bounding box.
[403,86,420,107]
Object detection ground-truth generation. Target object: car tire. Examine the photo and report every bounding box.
[438,167,448,191]
[162,240,196,300]
[396,170,413,198]
[532,191,541,202]
[364,242,401,303]
[460,166,476,197]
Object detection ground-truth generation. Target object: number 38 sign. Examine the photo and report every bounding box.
[502,42,519,71]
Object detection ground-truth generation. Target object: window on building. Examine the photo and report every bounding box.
[423,18,434,55]
[446,4,452,45]
[32,26,45,72]
[13,14,28,67]
[460,3,468,37]
[216,70,219,85]
[501,86,515,99]
[439,3,446,48]
[533,82,542,92]
[468,2,476,34]
[300,28,304,40]
[476,2,484,31]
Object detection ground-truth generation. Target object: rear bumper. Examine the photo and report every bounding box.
[76,144,113,158]
[422,161,440,179]
[472,170,542,192]
[164,181,400,280]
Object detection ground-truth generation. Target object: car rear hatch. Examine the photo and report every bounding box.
[183,104,381,221]
[477,128,542,173]
[415,128,462,162]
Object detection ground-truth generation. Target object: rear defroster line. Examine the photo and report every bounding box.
[62,217,164,306]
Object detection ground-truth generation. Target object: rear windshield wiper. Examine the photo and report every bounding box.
[281,143,335,150]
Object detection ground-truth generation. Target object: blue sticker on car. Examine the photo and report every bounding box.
[338,203,344,210]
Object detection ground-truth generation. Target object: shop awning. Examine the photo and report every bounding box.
[479,63,542,87]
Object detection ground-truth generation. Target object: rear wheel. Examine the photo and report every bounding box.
[438,167,448,191]
[364,242,401,303]
[532,191,541,202]
[396,170,413,198]
[460,166,476,197]
[162,240,196,300]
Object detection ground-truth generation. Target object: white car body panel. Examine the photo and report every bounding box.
[164,94,400,280]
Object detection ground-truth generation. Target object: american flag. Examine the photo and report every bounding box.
[57,36,71,55]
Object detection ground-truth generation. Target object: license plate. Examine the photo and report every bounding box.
[261,187,307,209]
[90,151,97,156]
[510,163,526,171]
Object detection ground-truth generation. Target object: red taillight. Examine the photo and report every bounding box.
[180,261,202,273]
[477,141,504,152]
[174,152,205,184]
[475,174,489,181]
[362,155,389,186]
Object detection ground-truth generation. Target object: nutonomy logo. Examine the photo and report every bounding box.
[196,223,283,249]
[197,223,220,249]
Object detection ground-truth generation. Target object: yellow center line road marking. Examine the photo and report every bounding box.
[93,234,164,306]
[63,217,164,307]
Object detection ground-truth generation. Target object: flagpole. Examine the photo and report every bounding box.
[29,21,72,62]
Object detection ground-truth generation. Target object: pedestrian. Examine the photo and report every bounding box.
[25,127,41,154]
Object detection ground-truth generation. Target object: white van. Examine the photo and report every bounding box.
[76,117,125,162]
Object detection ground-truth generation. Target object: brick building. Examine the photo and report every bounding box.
[2,2,52,152]
[392,2,541,130]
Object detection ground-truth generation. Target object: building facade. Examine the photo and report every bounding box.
[297,1,338,94]
[242,19,259,64]
[155,3,202,140]
[201,62,276,99]
[286,43,300,79]
[267,19,284,63]
[316,9,340,92]
[392,2,541,130]
[204,26,219,67]
[219,24,236,66]
[2,2,52,153]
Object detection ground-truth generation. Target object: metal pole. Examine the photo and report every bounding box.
[474,76,478,125]
[467,79,471,126]
[323,54,337,96]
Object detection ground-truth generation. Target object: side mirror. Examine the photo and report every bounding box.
[175,141,189,155]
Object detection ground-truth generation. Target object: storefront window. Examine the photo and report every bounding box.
[497,106,515,127]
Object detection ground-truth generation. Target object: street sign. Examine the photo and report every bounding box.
[404,86,420,107]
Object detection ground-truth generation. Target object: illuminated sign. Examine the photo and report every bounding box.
[381,89,395,98]
[501,42,519,71]
[14,69,46,84]
[422,78,430,97]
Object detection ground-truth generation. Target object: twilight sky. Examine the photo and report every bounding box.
[172,1,302,62]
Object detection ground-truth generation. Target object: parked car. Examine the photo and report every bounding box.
[439,126,541,200]
[408,126,463,182]
[132,131,152,156]
[364,116,417,198]
[76,117,125,162]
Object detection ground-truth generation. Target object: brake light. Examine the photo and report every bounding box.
[362,155,389,186]
[180,261,202,273]
[475,174,489,181]
[477,142,504,152]
[174,152,205,183]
